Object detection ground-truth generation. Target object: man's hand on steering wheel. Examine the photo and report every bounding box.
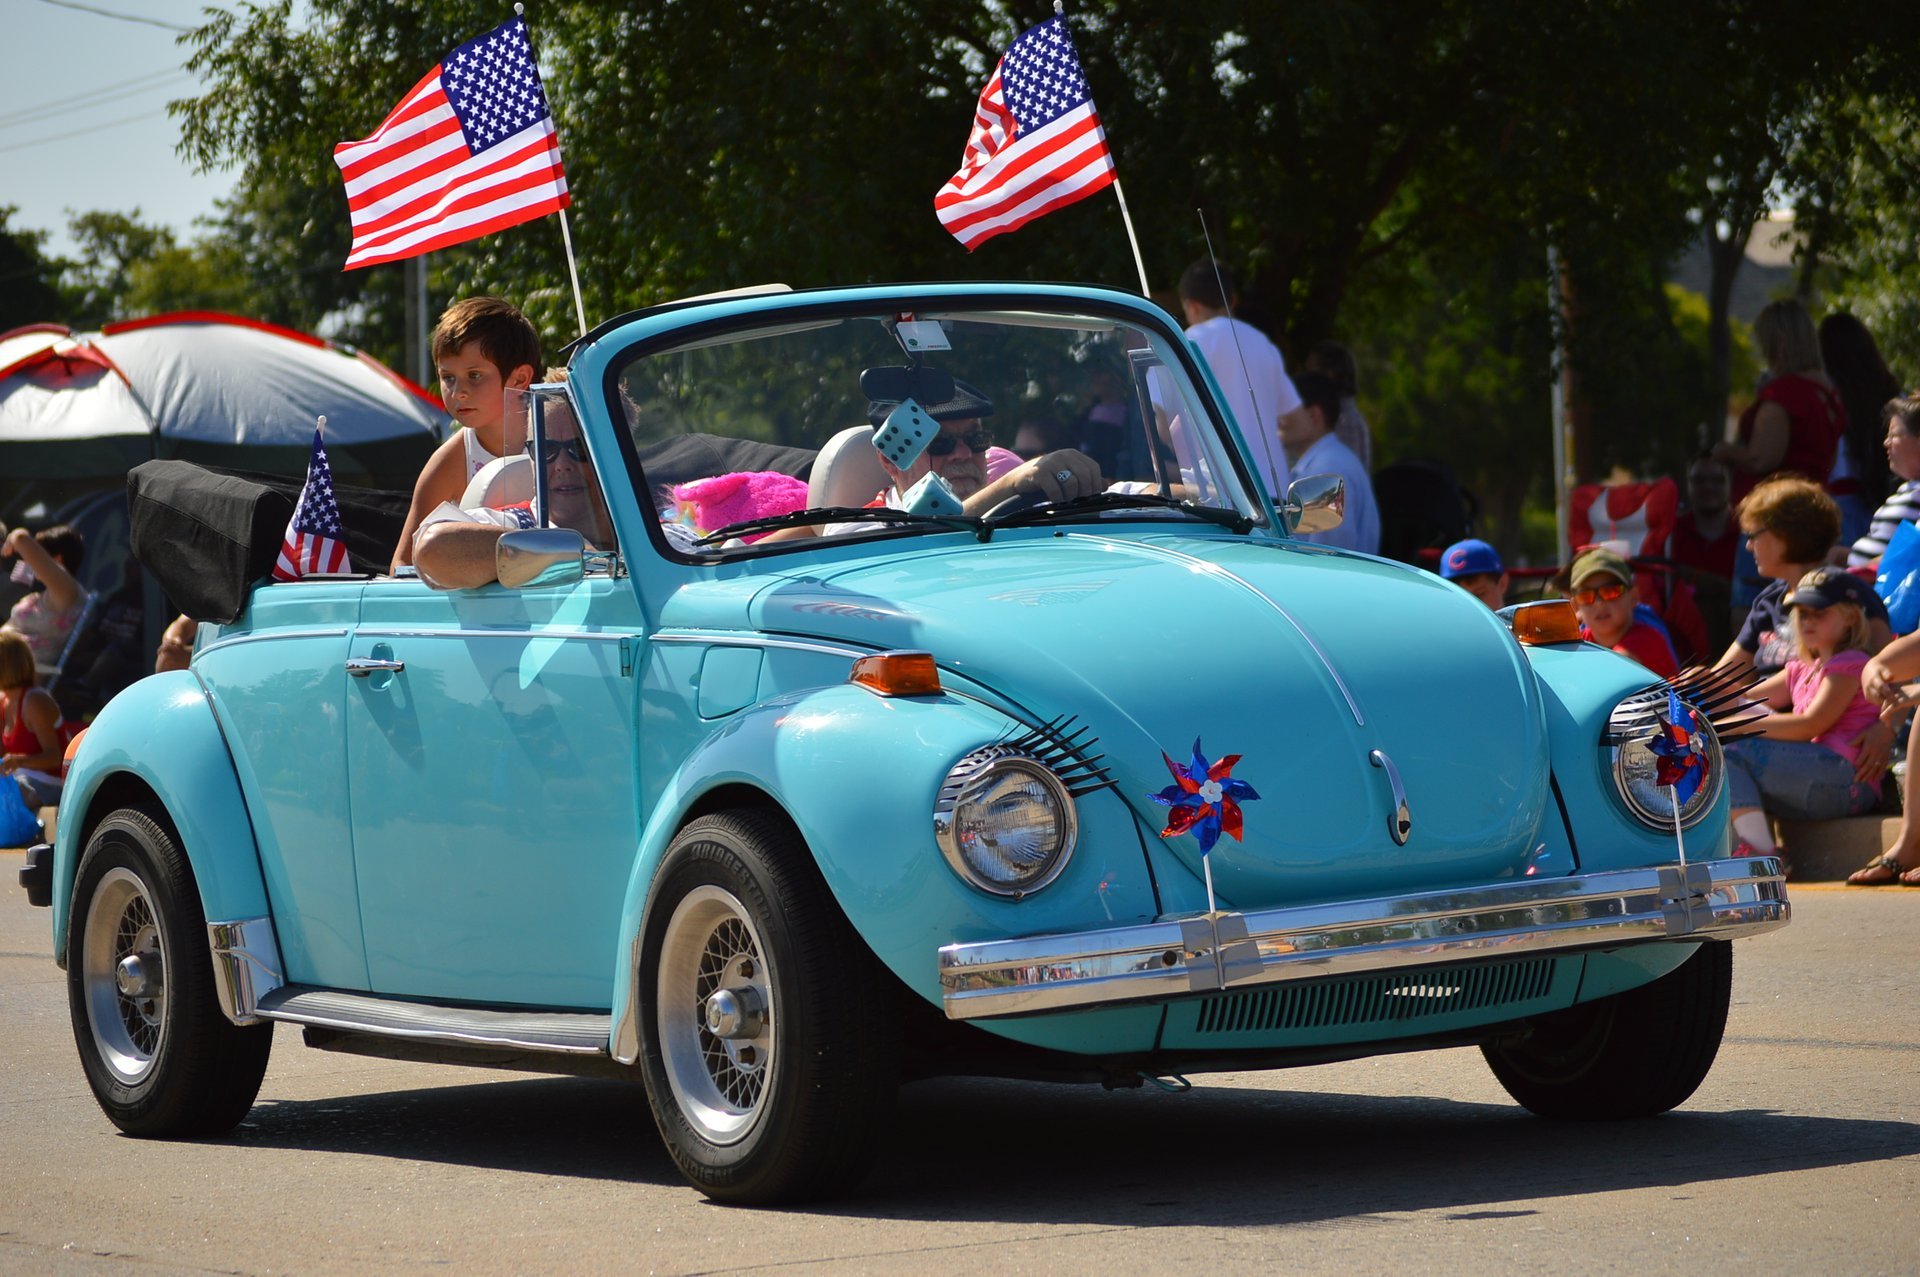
[969,448,1103,517]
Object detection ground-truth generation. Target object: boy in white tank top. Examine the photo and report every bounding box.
[390,297,541,571]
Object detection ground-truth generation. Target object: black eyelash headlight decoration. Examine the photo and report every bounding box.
[999,715,1116,798]
[1600,666,1763,831]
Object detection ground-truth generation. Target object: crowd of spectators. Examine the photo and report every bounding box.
[1419,299,1920,882]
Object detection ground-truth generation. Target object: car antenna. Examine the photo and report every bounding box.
[1198,210,1284,497]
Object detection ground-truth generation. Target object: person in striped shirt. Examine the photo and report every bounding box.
[1847,395,1920,569]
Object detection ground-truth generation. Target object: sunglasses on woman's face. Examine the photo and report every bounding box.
[1572,581,1627,606]
[923,426,993,457]
[524,438,588,463]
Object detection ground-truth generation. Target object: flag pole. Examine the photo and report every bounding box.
[1052,1,1150,298]
[1111,177,1152,299]
[558,207,588,339]
[514,2,589,340]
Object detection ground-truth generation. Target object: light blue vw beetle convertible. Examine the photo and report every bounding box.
[22,282,1786,1203]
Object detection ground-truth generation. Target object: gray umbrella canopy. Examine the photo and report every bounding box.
[0,313,443,487]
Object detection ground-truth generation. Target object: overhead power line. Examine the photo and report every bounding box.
[0,69,190,132]
[30,0,193,32]
[0,109,161,156]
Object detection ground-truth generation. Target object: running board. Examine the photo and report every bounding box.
[255,986,612,1056]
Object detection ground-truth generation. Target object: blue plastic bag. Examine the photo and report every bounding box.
[1875,519,1920,635]
[0,774,41,848]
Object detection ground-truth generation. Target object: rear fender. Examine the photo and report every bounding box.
[51,672,272,962]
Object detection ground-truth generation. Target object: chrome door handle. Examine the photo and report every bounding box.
[345,658,405,677]
[1368,749,1412,845]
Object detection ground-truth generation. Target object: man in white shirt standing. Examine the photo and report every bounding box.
[1176,258,1309,500]
[1282,371,1381,555]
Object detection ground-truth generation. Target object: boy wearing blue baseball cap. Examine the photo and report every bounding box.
[1439,537,1508,610]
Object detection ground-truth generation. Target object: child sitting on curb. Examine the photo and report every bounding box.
[1722,566,1884,865]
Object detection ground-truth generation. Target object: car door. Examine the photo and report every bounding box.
[345,570,644,1009]
[192,584,371,991]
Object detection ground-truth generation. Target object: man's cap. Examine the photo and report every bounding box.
[1568,545,1634,589]
[1439,538,1503,580]
[866,377,994,427]
[1785,565,1877,612]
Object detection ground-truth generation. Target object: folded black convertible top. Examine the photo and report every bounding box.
[128,461,409,622]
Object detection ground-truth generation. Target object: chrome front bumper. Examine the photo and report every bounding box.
[937,857,1787,1021]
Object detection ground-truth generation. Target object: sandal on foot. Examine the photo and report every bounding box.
[1848,854,1910,885]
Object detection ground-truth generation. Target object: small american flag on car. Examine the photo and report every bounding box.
[934,15,1117,250]
[333,16,570,270]
[273,426,350,581]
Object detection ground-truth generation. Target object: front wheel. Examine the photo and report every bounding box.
[67,806,273,1136]
[638,810,897,1203]
[1481,941,1732,1120]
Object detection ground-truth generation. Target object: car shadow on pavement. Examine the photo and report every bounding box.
[209,1067,1920,1220]
[841,1074,1920,1226]
[227,1075,684,1186]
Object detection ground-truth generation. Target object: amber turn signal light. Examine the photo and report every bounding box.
[849,650,943,696]
[1508,599,1583,646]
[63,727,87,770]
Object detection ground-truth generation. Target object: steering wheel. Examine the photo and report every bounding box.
[982,488,1057,520]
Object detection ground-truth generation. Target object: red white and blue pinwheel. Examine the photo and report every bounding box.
[1149,739,1260,854]
[1649,688,1709,805]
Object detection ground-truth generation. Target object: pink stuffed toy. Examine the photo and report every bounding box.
[671,471,811,543]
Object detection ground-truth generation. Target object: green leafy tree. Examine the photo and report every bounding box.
[167,0,1920,547]
[62,210,178,328]
[0,207,68,330]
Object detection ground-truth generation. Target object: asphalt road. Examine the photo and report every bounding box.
[3,853,1917,1275]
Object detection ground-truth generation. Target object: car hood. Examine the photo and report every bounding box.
[679,531,1553,908]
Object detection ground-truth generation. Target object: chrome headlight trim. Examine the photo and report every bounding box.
[933,746,1078,897]
[1606,693,1724,831]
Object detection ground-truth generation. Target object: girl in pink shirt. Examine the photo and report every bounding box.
[1720,567,1884,864]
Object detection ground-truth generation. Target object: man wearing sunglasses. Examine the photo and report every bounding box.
[1563,546,1679,677]
[865,379,1101,514]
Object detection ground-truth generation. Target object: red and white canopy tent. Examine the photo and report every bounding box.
[0,312,443,489]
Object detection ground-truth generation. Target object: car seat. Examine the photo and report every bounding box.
[461,455,535,510]
[808,426,888,510]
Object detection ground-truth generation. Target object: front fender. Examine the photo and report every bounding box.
[610,684,1165,1063]
[52,672,270,960]
[1525,642,1732,868]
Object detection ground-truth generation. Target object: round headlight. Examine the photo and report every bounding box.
[933,747,1077,897]
[1607,695,1723,830]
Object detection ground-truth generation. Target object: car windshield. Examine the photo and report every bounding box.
[610,300,1265,555]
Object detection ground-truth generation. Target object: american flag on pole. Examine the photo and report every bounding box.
[273,428,350,581]
[333,16,569,271]
[934,15,1117,251]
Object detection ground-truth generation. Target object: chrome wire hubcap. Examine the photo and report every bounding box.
[81,867,167,1084]
[657,886,775,1146]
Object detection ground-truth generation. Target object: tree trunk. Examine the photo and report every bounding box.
[1705,217,1754,441]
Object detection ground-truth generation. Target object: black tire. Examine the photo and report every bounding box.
[1481,941,1733,1120]
[66,805,273,1137]
[637,810,897,1204]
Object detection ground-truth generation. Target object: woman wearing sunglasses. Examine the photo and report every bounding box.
[1564,546,1679,677]
[1714,477,1890,683]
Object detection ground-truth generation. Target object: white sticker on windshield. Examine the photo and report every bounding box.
[895,320,951,352]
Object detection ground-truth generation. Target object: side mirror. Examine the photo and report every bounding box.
[1282,473,1346,535]
[496,528,586,588]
